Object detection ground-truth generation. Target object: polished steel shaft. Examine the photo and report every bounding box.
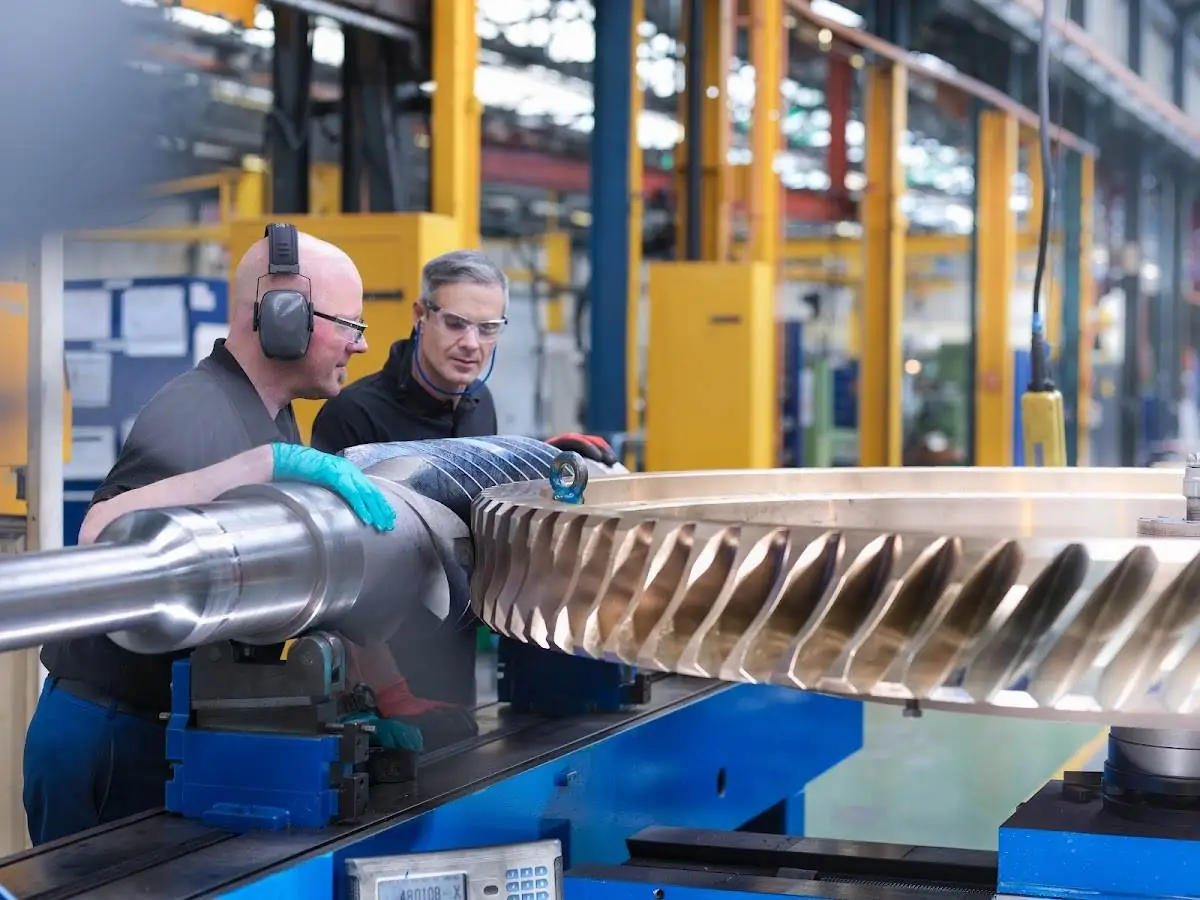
[471,465,1200,729]
[0,435,559,655]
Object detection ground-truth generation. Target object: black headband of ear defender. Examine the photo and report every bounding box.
[265,221,300,275]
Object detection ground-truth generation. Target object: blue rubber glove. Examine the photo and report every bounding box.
[340,711,424,752]
[271,443,396,532]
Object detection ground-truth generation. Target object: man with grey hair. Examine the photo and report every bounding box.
[310,248,508,749]
[311,248,619,751]
[314,248,508,454]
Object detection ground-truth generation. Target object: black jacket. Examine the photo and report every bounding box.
[311,338,497,710]
[311,338,498,454]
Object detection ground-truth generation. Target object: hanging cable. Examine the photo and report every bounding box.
[1019,0,1068,467]
[1029,0,1054,372]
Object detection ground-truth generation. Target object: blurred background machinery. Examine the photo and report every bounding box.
[55,0,1200,474]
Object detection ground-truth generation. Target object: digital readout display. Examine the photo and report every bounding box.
[378,872,468,900]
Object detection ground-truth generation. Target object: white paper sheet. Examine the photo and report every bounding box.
[121,285,188,357]
[65,425,117,481]
[64,289,112,342]
[64,350,112,409]
[193,322,229,367]
[188,281,218,313]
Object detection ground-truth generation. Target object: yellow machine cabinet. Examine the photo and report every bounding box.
[644,262,777,471]
[0,283,73,516]
[226,213,462,442]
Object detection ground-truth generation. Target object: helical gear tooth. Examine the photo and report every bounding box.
[1099,552,1200,711]
[888,538,1025,699]
[550,516,620,654]
[491,506,539,638]
[833,535,962,696]
[959,543,1091,703]
[1024,545,1158,711]
[505,509,561,644]
[638,525,740,673]
[678,527,790,679]
[538,513,588,649]
[587,519,657,662]
[576,518,655,658]
[606,521,697,663]
[471,466,1200,726]
[470,499,506,625]
[781,533,901,689]
[730,531,844,683]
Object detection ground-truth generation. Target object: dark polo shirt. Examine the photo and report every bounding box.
[40,339,301,713]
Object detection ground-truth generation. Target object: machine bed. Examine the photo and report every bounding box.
[1,678,738,900]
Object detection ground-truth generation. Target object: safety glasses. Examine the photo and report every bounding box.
[426,304,507,343]
[314,310,367,345]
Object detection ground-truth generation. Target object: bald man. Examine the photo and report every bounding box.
[24,225,396,846]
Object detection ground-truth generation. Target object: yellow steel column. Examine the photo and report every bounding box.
[543,232,571,333]
[1078,153,1096,465]
[432,0,481,248]
[235,159,267,218]
[309,163,342,216]
[628,0,646,461]
[676,0,733,261]
[974,110,1019,466]
[859,62,908,467]
[748,0,782,267]
[750,0,783,464]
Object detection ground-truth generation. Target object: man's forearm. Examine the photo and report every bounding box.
[79,445,275,544]
[346,639,402,687]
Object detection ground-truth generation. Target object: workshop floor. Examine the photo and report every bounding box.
[802,704,1105,850]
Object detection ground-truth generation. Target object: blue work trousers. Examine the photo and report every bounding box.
[23,679,171,846]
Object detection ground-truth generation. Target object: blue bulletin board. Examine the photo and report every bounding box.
[62,277,229,546]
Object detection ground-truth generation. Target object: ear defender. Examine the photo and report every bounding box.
[254,222,314,361]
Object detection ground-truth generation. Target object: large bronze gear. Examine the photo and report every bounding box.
[470,465,1200,729]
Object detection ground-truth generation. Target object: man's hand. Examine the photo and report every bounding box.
[340,711,425,752]
[271,444,397,531]
[374,676,455,718]
[547,433,619,467]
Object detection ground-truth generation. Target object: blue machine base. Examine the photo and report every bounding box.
[220,684,863,899]
[498,638,646,717]
[165,658,350,832]
[999,782,1200,900]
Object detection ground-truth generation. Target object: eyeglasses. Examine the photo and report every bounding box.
[314,310,367,345]
[425,304,507,343]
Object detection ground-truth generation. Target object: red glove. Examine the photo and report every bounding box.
[374,676,456,718]
[547,433,618,467]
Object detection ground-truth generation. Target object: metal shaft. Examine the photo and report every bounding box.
[0,435,559,656]
[0,542,166,649]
